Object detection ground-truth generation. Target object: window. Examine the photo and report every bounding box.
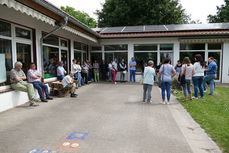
[160,52,173,64]
[180,43,205,50]
[134,44,157,51]
[74,41,82,50]
[92,46,101,51]
[91,52,102,64]
[208,43,222,50]
[180,52,205,64]
[61,40,68,47]
[16,43,31,75]
[43,46,59,78]
[135,52,157,72]
[160,44,173,50]
[104,44,128,51]
[82,44,87,51]
[61,50,68,71]
[74,51,82,63]
[105,52,128,64]
[0,38,12,86]
[0,20,11,37]
[43,33,59,46]
[15,27,31,39]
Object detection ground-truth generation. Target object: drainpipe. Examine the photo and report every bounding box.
[40,17,68,82]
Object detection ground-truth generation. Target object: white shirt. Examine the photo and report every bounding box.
[57,66,66,76]
[108,63,113,70]
[72,64,81,73]
[193,62,204,76]
[62,75,72,87]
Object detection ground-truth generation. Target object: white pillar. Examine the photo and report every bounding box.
[173,41,180,66]
[128,43,134,81]
[70,39,74,69]
[36,29,42,72]
[102,45,105,60]
[222,42,229,83]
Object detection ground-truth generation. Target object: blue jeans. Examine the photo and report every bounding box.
[32,81,50,101]
[74,72,82,87]
[130,70,136,82]
[182,80,192,97]
[192,76,204,98]
[203,75,216,95]
[57,75,64,80]
[161,82,171,101]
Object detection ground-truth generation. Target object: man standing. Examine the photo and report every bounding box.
[204,57,217,95]
[10,62,39,106]
[62,72,78,98]
[119,58,127,82]
[129,57,136,82]
[57,61,67,81]
[27,63,53,102]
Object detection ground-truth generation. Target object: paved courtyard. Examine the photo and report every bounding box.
[0,83,221,153]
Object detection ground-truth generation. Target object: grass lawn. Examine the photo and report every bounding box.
[175,87,229,153]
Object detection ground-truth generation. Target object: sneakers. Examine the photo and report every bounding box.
[147,100,152,104]
[29,102,39,107]
[161,102,166,105]
[46,97,53,100]
[114,82,117,85]
[41,99,48,102]
[70,93,78,98]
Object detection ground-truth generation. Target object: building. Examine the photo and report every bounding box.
[1,0,229,112]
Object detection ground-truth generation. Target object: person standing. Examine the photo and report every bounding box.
[112,58,118,84]
[143,60,156,103]
[129,57,136,82]
[27,63,53,102]
[93,60,100,82]
[100,60,108,81]
[203,57,217,95]
[180,57,194,101]
[192,54,205,99]
[62,72,77,98]
[119,58,127,82]
[10,62,39,106]
[108,60,113,81]
[158,58,176,104]
[174,60,182,78]
[81,61,89,84]
[57,61,67,81]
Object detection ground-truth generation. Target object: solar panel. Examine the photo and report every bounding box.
[144,25,167,32]
[100,27,125,33]
[122,26,144,33]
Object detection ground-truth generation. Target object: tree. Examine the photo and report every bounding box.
[96,0,189,27]
[208,0,229,23]
[61,6,97,28]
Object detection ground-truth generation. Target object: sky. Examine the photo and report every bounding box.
[47,0,225,24]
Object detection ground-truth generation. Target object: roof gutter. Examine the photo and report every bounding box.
[32,0,100,38]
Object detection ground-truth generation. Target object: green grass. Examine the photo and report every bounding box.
[175,87,229,153]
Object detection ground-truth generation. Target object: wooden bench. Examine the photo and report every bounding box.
[48,80,78,97]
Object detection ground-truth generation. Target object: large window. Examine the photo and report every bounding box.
[180,52,205,64]
[104,44,128,51]
[0,38,12,86]
[0,20,33,88]
[43,33,69,78]
[105,44,128,65]
[91,52,102,64]
[74,41,87,63]
[180,43,205,50]
[160,44,174,64]
[134,44,157,51]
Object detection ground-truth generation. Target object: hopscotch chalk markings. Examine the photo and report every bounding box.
[27,131,88,153]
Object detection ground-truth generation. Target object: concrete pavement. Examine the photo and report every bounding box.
[0,83,221,153]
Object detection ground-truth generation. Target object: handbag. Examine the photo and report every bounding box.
[180,65,186,84]
[158,65,164,88]
[123,70,126,74]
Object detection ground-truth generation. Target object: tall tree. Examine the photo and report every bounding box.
[61,6,97,28]
[208,0,229,23]
[96,0,189,27]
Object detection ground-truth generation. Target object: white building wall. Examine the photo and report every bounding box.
[0,5,98,112]
[222,42,229,83]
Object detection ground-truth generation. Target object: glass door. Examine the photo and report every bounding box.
[16,43,32,75]
[208,52,221,81]
[61,50,68,72]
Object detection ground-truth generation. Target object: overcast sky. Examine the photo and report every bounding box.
[47,0,225,24]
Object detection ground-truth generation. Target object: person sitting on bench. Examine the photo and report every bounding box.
[62,72,78,98]
[27,63,53,102]
[10,61,39,106]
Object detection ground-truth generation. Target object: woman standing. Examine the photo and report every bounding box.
[174,60,182,78]
[143,60,156,103]
[158,58,176,104]
[180,57,194,101]
[112,58,118,84]
[81,61,89,84]
[192,54,205,99]
[119,58,127,82]
[93,60,100,82]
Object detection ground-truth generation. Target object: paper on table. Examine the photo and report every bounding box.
[0,54,6,83]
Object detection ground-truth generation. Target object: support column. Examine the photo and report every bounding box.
[173,41,180,66]
[128,43,134,81]
[222,42,229,83]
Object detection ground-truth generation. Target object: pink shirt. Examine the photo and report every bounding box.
[27,69,41,82]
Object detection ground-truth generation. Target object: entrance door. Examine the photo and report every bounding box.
[208,52,221,81]
[61,50,68,72]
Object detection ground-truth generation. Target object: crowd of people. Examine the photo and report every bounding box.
[142,54,218,104]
